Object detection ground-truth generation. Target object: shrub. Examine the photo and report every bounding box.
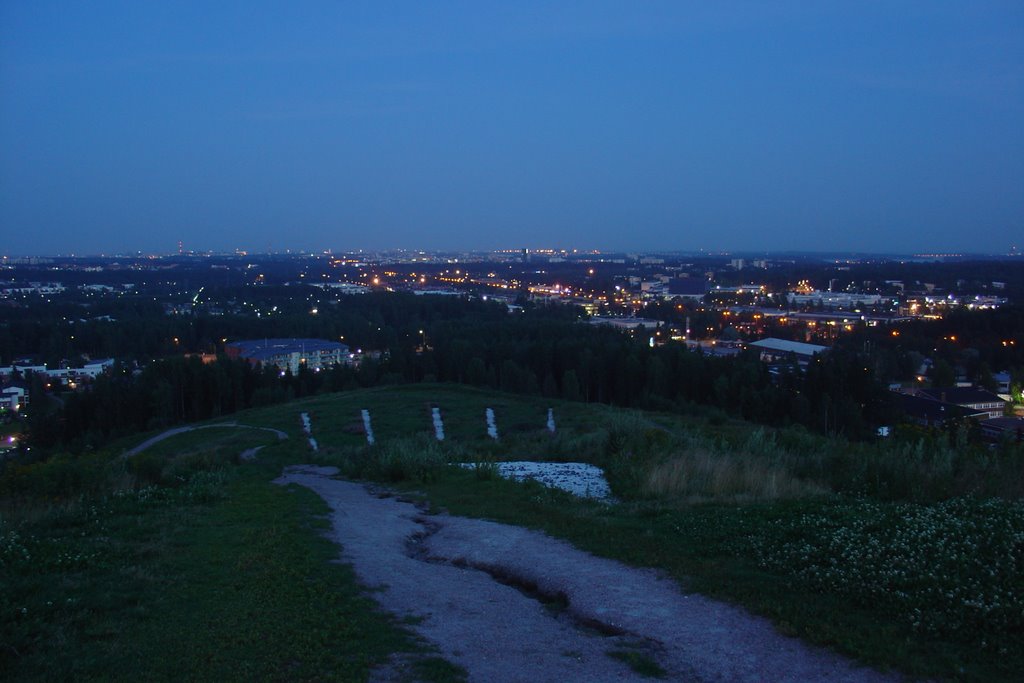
[127,452,165,487]
[364,437,449,483]
[0,452,116,499]
[747,498,1024,648]
[641,448,826,502]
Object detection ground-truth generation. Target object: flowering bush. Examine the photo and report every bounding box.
[747,497,1024,647]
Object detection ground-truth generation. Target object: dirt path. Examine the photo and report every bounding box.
[239,446,265,462]
[123,422,288,457]
[275,465,896,683]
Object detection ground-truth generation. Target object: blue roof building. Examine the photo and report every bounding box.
[225,338,351,373]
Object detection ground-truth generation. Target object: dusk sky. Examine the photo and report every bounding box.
[1,2,1022,256]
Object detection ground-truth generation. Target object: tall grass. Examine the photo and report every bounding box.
[588,412,1024,504]
[332,435,460,483]
[0,432,259,527]
[325,404,1024,504]
[641,449,827,502]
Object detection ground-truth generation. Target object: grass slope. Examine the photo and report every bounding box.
[4,383,1023,682]
[1,429,463,682]
[272,384,1022,682]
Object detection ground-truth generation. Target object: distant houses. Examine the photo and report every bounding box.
[0,358,115,389]
[1,385,26,412]
[914,387,1007,420]
[894,393,987,429]
[0,358,118,414]
[893,385,1015,441]
[980,417,1024,443]
[224,338,353,373]
[79,358,116,379]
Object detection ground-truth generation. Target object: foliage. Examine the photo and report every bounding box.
[5,382,1024,681]
[0,431,451,681]
[359,436,452,483]
[747,498,1024,649]
[606,649,667,679]
[22,293,925,457]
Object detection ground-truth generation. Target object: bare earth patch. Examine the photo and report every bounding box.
[275,465,897,683]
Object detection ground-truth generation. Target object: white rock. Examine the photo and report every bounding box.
[461,461,614,501]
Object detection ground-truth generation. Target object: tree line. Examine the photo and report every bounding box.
[22,303,897,456]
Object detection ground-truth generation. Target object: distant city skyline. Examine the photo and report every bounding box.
[2,2,1022,255]
[4,245,1021,260]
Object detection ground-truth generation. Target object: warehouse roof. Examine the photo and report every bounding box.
[748,338,828,357]
[917,387,1005,406]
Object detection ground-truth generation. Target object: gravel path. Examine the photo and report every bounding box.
[123,422,288,457]
[275,465,897,683]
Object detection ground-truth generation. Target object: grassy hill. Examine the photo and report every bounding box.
[3,384,1022,681]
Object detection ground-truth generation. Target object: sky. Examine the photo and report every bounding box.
[1,2,1022,256]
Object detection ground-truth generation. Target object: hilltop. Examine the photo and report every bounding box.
[2,384,1023,681]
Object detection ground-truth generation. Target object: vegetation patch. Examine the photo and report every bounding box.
[639,447,826,501]
[746,497,1024,647]
[0,432,450,681]
[6,384,1024,682]
[606,649,668,679]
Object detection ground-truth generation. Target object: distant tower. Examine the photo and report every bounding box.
[178,240,184,255]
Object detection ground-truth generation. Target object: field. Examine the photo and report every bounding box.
[1,423,462,682]
[3,383,1023,681]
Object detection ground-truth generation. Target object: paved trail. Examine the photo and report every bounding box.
[275,465,897,683]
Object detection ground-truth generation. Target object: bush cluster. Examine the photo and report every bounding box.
[747,498,1024,648]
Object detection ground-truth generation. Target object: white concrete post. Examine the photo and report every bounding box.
[432,407,445,441]
[361,409,375,445]
[486,407,498,440]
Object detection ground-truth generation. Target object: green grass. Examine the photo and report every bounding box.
[409,656,468,683]
[274,383,1022,682]
[257,383,604,456]
[126,427,281,488]
[133,425,277,460]
[1,435,461,681]
[607,648,668,679]
[5,383,1024,682]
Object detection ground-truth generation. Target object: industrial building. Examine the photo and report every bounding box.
[225,338,352,373]
[748,338,828,364]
